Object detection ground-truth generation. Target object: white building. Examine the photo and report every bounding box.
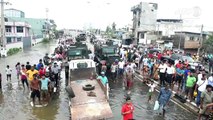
[131,2,158,44]
[157,19,183,37]
[4,8,25,18]
[4,21,31,51]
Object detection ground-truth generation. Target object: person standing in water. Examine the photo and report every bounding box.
[6,65,12,82]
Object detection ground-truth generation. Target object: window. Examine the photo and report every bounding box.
[141,33,144,39]
[17,38,22,42]
[189,36,195,41]
[77,63,88,68]
[6,37,12,43]
[5,26,11,32]
[16,26,23,33]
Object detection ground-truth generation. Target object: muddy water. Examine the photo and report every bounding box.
[108,76,197,120]
[0,40,197,120]
[0,41,70,120]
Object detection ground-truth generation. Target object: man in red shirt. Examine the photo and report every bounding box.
[39,66,46,78]
[121,96,134,120]
[157,52,162,60]
[176,61,182,68]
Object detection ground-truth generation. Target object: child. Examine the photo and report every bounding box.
[143,65,149,83]
[6,65,12,82]
[147,81,156,103]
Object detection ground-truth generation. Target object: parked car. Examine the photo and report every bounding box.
[161,54,204,71]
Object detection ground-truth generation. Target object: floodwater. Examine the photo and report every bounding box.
[0,40,197,120]
[108,75,197,120]
[0,41,70,120]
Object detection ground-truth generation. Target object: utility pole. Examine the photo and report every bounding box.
[0,0,11,57]
[197,24,204,56]
[178,15,183,50]
[45,8,50,40]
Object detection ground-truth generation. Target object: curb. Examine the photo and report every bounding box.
[135,70,199,115]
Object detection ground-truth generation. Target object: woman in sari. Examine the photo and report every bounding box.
[153,61,160,80]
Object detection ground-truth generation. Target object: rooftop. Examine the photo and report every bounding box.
[175,31,208,35]
[157,19,183,23]
[5,8,24,13]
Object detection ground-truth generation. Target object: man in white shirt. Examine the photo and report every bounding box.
[158,61,168,86]
[166,63,175,87]
[126,63,136,74]
[195,74,208,107]
[118,59,125,77]
[143,56,149,66]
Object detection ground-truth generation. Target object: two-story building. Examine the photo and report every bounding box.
[172,31,208,53]
[4,19,31,51]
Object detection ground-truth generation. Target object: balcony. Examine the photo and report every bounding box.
[5,32,17,37]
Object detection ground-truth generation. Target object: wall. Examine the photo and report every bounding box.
[6,42,23,52]
[32,38,43,46]
[158,22,182,36]
[139,2,157,31]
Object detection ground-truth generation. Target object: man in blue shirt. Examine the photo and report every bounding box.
[36,59,44,70]
[97,72,108,86]
[157,84,172,117]
[175,67,185,91]
[182,65,190,92]
[40,75,50,102]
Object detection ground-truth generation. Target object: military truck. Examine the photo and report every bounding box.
[75,33,86,42]
[94,44,120,73]
[67,42,89,61]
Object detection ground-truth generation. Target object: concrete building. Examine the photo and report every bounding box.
[4,8,25,18]
[172,31,208,53]
[131,2,158,44]
[3,20,31,52]
[157,19,183,38]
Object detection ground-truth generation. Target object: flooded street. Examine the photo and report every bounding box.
[0,41,70,120]
[108,77,197,120]
[0,41,197,120]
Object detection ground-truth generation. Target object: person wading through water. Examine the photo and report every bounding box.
[124,67,134,90]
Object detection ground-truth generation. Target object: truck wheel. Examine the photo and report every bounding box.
[65,86,75,98]
[82,84,95,91]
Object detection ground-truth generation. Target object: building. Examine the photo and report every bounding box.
[3,19,31,51]
[131,2,158,44]
[5,8,25,18]
[172,31,208,53]
[157,19,183,38]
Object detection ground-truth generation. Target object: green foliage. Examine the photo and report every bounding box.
[7,48,21,56]
[42,38,50,43]
[203,35,213,53]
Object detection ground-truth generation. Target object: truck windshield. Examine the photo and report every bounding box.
[68,49,82,56]
[102,47,115,54]
[70,68,96,81]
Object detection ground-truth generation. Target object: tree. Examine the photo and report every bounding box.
[203,34,213,53]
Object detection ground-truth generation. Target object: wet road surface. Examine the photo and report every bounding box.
[86,38,197,120]
[108,75,197,120]
[0,39,197,120]
[0,41,70,120]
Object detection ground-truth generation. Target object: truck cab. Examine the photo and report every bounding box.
[67,42,89,61]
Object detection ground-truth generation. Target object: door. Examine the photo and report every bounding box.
[23,37,32,49]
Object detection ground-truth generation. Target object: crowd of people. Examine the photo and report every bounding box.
[0,40,67,106]
[95,44,213,120]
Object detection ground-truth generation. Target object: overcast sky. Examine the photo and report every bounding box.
[7,0,213,31]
